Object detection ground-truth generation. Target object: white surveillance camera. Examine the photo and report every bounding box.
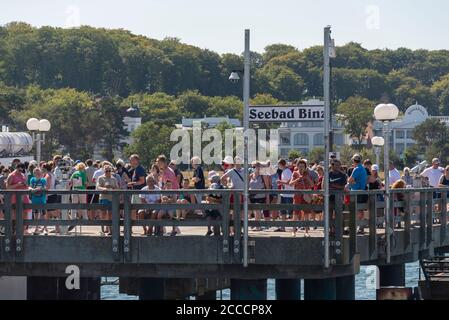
[229,71,240,83]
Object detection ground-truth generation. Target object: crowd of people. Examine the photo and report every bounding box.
[0,152,448,237]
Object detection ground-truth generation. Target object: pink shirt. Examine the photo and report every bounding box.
[161,167,179,190]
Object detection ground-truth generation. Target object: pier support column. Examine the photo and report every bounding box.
[304,278,336,300]
[230,279,267,300]
[139,278,165,300]
[196,290,217,300]
[336,275,355,300]
[27,277,101,300]
[379,264,405,287]
[275,279,301,300]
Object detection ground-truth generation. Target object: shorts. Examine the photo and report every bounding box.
[230,193,244,204]
[205,209,221,219]
[160,210,175,218]
[87,186,96,204]
[194,194,203,204]
[280,196,293,216]
[99,199,112,206]
[47,194,60,211]
[131,195,142,204]
[250,197,266,204]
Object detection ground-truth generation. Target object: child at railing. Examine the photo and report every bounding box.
[392,179,406,229]
[176,178,196,221]
[29,167,48,235]
[205,171,223,236]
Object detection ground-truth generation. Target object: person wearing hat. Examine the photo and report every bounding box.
[221,156,244,190]
[421,158,444,188]
[348,154,368,234]
[368,164,383,191]
[204,171,223,236]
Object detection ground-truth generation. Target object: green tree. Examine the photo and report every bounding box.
[176,90,211,118]
[412,118,449,162]
[124,121,173,168]
[431,73,449,115]
[288,150,301,161]
[337,96,375,145]
[308,147,325,164]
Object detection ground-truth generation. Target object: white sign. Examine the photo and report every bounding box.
[249,105,324,122]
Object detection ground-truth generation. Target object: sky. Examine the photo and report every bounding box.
[2,0,449,54]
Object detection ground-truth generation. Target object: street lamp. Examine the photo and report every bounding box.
[371,136,385,166]
[374,103,399,264]
[26,118,51,164]
[229,30,250,267]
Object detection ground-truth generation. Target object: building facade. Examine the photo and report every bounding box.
[372,103,449,157]
[278,99,350,158]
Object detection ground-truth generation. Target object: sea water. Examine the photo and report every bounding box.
[100,262,421,300]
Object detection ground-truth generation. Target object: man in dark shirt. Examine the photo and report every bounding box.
[191,156,205,204]
[128,154,146,221]
[329,159,348,201]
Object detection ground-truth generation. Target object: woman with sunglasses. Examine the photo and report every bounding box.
[96,165,119,236]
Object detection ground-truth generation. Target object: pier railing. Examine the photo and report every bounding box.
[0,188,448,268]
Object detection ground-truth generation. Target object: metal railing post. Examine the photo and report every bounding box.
[15,192,23,256]
[111,192,120,261]
[123,193,132,262]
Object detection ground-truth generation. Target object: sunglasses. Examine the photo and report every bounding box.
[105,170,112,173]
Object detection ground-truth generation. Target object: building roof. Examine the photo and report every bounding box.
[373,103,449,131]
[178,117,241,128]
[125,106,141,118]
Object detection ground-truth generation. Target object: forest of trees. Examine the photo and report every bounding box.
[2,22,449,162]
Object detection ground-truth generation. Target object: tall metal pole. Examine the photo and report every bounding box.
[323,26,331,269]
[243,29,250,267]
[36,132,42,164]
[383,122,391,263]
[375,147,380,167]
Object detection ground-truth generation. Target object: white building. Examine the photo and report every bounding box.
[278,99,351,158]
[372,103,449,156]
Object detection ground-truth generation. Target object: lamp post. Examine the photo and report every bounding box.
[374,103,399,263]
[323,26,336,269]
[229,29,250,267]
[26,118,51,163]
[371,136,385,166]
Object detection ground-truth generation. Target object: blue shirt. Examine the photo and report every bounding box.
[350,164,368,191]
[30,177,47,204]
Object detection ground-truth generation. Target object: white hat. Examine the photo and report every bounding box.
[208,170,220,181]
[190,156,201,165]
[222,156,234,165]
[29,160,38,167]
[372,164,379,172]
